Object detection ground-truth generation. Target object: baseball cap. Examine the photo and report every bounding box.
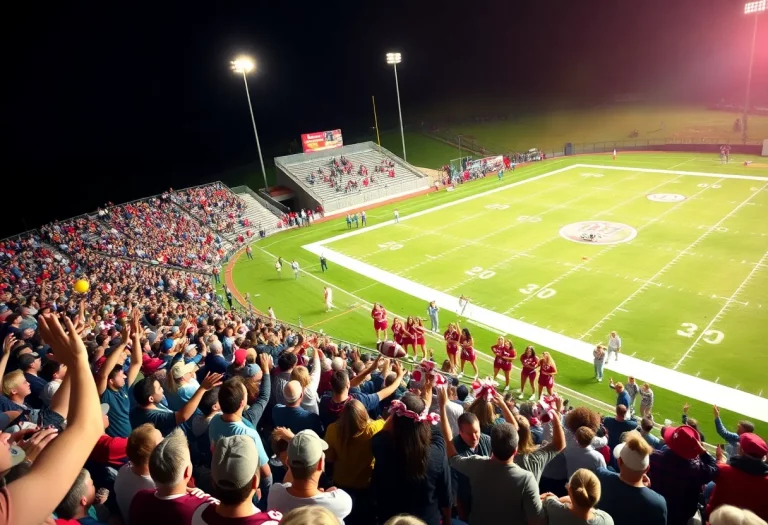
[613,440,650,471]
[234,349,247,367]
[171,361,197,379]
[243,364,260,378]
[146,331,158,344]
[287,430,328,469]
[739,433,768,458]
[161,338,175,352]
[212,435,258,489]
[141,357,165,375]
[17,353,40,369]
[662,425,703,460]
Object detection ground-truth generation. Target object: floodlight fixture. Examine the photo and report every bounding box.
[231,55,267,190]
[385,52,406,161]
[744,0,766,14]
[231,56,255,74]
[741,1,765,142]
[386,52,402,65]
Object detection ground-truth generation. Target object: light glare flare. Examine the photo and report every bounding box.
[745,0,766,14]
[231,56,255,74]
[386,52,402,64]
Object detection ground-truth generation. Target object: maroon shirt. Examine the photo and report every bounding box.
[129,490,212,525]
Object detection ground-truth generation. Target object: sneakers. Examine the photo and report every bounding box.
[528,393,536,401]
[457,372,464,378]
[518,392,525,400]
[503,385,509,392]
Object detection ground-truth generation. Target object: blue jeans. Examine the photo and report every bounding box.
[430,316,439,332]
[594,360,604,380]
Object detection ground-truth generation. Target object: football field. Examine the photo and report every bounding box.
[306,163,768,402]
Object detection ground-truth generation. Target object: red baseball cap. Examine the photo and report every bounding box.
[662,425,702,460]
[141,356,165,375]
[234,349,247,367]
[739,433,768,458]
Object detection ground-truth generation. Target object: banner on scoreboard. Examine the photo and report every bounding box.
[466,155,505,172]
[301,129,343,153]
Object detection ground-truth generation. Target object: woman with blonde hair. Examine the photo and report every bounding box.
[639,383,654,419]
[491,336,516,391]
[281,505,341,525]
[537,352,558,398]
[290,345,322,414]
[542,468,614,524]
[325,398,385,524]
[164,361,199,411]
[513,400,566,483]
[385,516,427,525]
[443,322,460,371]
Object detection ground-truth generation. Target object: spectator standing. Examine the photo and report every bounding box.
[449,412,492,521]
[320,254,328,273]
[608,380,631,409]
[592,345,606,382]
[18,352,44,408]
[291,347,322,414]
[427,302,439,333]
[272,380,323,435]
[439,388,542,525]
[624,377,639,416]
[54,468,106,525]
[648,425,718,525]
[638,417,663,451]
[129,430,216,525]
[639,383,654,419]
[712,404,754,458]
[606,331,621,362]
[514,396,566,483]
[372,393,451,525]
[114,423,163,523]
[542,469,614,525]
[245,245,253,260]
[565,426,606,477]
[361,210,367,226]
[681,403,706,442]
[595,431,666,525]
[39,359,67,406]
[267,430,353,523]
[603,405,638,455]
[192,435,284,525]
[707,433,768,521]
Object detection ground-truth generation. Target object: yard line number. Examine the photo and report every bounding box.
[485,204,510,210]
[697,183,721,188]
[465,266,496,279]
[378,241,403,251]
[518,283,557,299]
[676,322,725,344]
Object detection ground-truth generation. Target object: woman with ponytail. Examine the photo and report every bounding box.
[541,468,614,525]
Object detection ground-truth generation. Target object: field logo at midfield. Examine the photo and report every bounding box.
[647,193,686,203]
[560,221,638,245]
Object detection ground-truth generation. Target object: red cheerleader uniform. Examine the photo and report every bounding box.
[538,363,555,389]
[493,344,516,372]
[460,337,476,363]
[393,324,403,345]
[521,355,538,384]
[372,307,388,331]
[444,329,459,356]
[415,325,426,346]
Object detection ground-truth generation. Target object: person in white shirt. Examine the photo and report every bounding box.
[324,287,334,312]
[268,307,276,321]
[606,331,622,362]
[267,430,353,523]
[114,423,163,523]
[40,360,67,406]
[394,209,399,223]
[291,260,300,279]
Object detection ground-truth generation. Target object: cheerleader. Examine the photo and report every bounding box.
[537,352,557,398]
[459,328,479,379]
[444,322,460,370]
[492,336,516,391]
[404,316,418,361]
[392,317,405,348]
[518,346,538,400]
[371,302,388,342]
[414,318,428,360]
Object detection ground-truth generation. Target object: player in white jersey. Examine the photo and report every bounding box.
[324,287,334,312]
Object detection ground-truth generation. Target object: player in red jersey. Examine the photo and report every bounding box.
[414,317,428,360]
[537,352,558,398]
[491,336,516,391]
[458,327,479,379]
[444,322,460,371]
[372,302,388,342]
[518,345,539,400]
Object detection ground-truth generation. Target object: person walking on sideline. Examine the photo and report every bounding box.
[606,331,621,362]
[320,254,328,272]
[498,169,504,181]
[346,214,352,229]
[245,245,253,260]
[613,149,617,161]
[593,344,606,382]
[324,287,334,312]
[361,210,367,226]
[428,301,440,333]
[353,213,359,229]
[394,209,399,223]
[291,260,300,279]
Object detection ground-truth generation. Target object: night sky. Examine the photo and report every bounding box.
[5,0,766,238]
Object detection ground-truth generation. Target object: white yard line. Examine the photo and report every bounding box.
[578,163,768,182]
[674,248,768,369]
[581,181,765,341]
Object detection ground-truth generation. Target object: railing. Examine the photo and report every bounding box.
[229,184,288,217]
[320,177,429,214]
[570,138,764,155]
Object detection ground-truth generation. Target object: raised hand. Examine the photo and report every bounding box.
[712,405,720,418]
[38,314,87,367]
[2,334,17,355]
[201,372,224,391]
[437,385,448,408]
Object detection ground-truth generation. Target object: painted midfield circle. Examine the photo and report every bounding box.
[647,193,686,202]
[560,221,638,245]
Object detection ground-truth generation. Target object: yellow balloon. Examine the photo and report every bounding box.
[74,280,90,294]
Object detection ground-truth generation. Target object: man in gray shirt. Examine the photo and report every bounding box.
[438,388,543,525]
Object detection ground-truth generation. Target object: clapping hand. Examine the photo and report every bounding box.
[201,372,224,391]
[2,334,16,356]
[38,314,87,367]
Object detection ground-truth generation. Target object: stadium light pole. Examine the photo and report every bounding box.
[742,0,765,143]
[386,52,407,162]
[231,56,269,191]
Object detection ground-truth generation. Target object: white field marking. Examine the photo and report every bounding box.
[581,181,764,341]
[508,176,719,314]
[351,283,379,294]
[301,242,768,421]
[578,163,768,182]
[668,158,696,169]
[674,248,768,369]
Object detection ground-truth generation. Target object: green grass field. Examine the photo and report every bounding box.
[231,151,768,436]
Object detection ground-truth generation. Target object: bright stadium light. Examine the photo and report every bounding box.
[385,52,407,161]
[231,55,268,190]
[742,1,765,142]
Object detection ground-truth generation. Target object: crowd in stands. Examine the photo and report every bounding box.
[306,156,397,194]
[1,275,767,525]
[168,183,246,234]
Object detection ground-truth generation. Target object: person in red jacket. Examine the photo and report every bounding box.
[707,433,768,521]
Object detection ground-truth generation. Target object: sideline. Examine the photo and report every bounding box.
[302,164,768,422]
